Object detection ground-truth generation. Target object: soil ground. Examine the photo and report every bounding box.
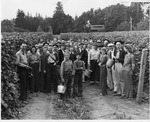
[19,81,149,120]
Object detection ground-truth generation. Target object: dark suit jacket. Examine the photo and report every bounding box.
[40,52,48,72]
[114,48,126,65]
[54,52,59,65]
[70,52,76,62]
[81,49,88,68]
[58,49,64,66]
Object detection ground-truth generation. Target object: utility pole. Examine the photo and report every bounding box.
[129,16,133,31]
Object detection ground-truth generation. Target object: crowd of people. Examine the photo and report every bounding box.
[15,37,135,104]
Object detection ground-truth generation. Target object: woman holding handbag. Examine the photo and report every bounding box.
[99,47,108,96]
[106,43,115,90]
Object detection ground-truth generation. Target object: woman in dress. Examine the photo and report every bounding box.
[121,44,135,99]
[99,47,108,96]
[106,43,115,90]
[28,46,40,92]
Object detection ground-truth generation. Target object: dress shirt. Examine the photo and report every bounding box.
[88,49,100,64]
[16,50,28,65]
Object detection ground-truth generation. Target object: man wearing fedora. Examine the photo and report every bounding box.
[112,39,126,96]
[16,43,30,104]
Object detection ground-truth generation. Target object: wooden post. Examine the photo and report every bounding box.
[136,49,148,104]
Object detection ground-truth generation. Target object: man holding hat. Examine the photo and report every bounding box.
[16,43,29,104]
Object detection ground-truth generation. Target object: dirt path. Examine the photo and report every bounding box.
[19,82,149,120]
[20,92,68,119]
[83,82,149,119]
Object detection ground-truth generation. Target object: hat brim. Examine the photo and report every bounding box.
[114,41,124,45]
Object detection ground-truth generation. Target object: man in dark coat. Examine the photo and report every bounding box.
[69,46,76,62]
[58,44,65,66]
[80,44,88,69]
[39,46,48,92]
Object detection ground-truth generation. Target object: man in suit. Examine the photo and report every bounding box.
[39,46,48,92]
[112,40,126,96]
[70,46,76,62]
[80,44,88,69]
[78,43,87,82]
[58,43,65,66]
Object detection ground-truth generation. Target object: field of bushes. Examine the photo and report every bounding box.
[1,31,149,119]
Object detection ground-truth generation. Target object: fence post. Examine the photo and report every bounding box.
[136,48,148,104]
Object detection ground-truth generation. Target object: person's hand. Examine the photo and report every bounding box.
[61,78,65,83]
[44,70,46,74]
[72,71,75,75]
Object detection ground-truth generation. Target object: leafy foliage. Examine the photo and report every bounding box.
[116,21,130,31]
[1,37,20,119]
[1,19,14,32]
[136,18,149,30]
[1,32,53,119]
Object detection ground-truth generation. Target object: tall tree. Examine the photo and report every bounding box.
[103,4,128,31]
[127,2,144,26]
[38,18,53,33]
[51,2,66,34]
[51,2,74,34]
[1,19,14,32]
[15,9,26,29]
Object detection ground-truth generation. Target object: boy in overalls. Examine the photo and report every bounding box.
[73,53,85,97]
[60,52,74,100]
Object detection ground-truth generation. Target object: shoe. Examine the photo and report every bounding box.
[112,93,117,96]
[120,95,126,99]
[22,101,28,104]
[96,81,99,84]
[90,81,94,85]
[113,91,117,94]
[128,98,133,100]
[113,94,121,96]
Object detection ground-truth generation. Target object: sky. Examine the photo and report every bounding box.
[0,0,149,20]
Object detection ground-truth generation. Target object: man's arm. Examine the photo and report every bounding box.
[60,61,64,80]
[88,51,91,66]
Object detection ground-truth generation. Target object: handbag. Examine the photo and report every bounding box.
[57,84,66,94]
[106,59,115,68]
[84,67,92,78]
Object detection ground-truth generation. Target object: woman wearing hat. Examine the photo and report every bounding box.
[99,47,108,95]
[106,43,115,90]
[112,40,126,96]
[121,44,135,99]
[28,46,40,93]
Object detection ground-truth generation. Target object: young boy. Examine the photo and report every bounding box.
[60,52,74,100]
[73,53,85,97]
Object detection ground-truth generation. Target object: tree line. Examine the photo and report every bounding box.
[1,2,150,34]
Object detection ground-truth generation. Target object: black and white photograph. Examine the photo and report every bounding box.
[1,0,150,120]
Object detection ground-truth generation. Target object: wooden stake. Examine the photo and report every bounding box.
[136,49,148,104]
